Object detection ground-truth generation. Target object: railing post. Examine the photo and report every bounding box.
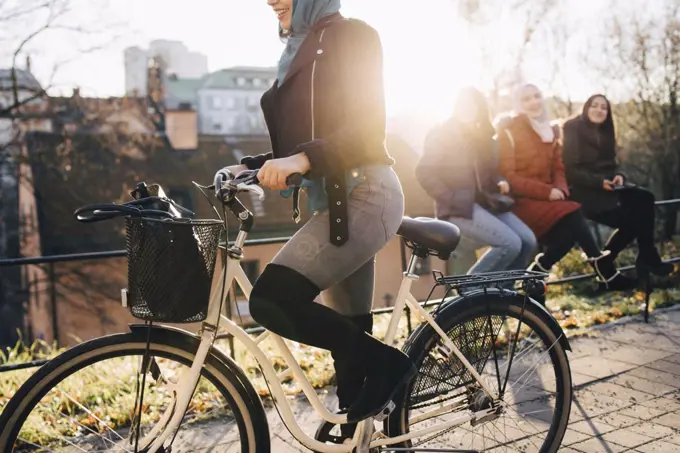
[643,269,652,323]
[49,262,59,344]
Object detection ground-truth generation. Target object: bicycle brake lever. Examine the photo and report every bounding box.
[235,182,265,200]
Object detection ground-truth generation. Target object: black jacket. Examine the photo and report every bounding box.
[416,119,504,219]
[241,14,393,245]
[563,117,624,215]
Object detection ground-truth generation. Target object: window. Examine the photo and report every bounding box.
[167,186,194,212]
[233,260,260,297]
[252,78,261,87]
[210,95,222,110]
[225,97,236,110]
[236,77,246,87]
[212,122,222,132]
[247,95,260,108]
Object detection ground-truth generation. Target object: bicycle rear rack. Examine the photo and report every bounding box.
[432,269,547,290]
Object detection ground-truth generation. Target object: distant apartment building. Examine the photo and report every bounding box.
[197,67,276,135]
[162,66,276,137]
[124,40,209,96]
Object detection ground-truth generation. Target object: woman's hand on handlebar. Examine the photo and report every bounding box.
[257,154,310,191]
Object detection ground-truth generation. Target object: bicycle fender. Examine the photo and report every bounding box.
[408,289,571,352]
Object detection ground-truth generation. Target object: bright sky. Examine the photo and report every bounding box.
[2,0,621,120]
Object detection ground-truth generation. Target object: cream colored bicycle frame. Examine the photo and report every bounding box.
[142,232,500,453]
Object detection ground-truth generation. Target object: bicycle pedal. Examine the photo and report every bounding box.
[373,401,395,421]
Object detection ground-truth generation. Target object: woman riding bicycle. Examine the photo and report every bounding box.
[220,0,416,438]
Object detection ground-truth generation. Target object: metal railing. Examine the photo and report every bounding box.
[1,198,678,374]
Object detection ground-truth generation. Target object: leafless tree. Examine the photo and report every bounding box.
[589,0,680,237]
[457,0,561,112]
[0,0,127,346]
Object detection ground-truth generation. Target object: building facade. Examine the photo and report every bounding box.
[0,66,52,347]
[161,66,277,137]
[196,67,276,135]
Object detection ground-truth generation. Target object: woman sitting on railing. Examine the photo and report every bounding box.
[416,87,537,275]
[497,83,636,293]
[562,94,673,276]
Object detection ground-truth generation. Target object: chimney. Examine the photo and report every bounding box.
[25,55,32,72]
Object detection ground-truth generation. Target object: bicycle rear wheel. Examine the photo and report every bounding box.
[0,327,270,452]
[387,291,572,453]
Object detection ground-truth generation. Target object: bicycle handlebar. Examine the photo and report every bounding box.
[214,169,303,202]
[73,196,195,223]
[73,170,304,225]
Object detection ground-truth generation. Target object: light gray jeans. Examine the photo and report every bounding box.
[272,166,405,317]
[448,204,537,274]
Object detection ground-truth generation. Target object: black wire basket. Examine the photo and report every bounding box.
[124,216,225,323]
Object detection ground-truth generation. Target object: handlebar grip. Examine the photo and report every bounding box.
[286,173,303,186]
[73,203,141,222]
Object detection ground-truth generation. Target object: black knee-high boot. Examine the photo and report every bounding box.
[603,228,636,260]
[249,264,416,424]
[332,314,373,438]
[529,211,636,293]
[619,187,673,276]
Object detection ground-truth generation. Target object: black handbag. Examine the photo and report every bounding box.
[474,161,515,213]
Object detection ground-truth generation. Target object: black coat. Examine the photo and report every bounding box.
[416,119,504,220]
[241,13,393,246]
[562,117,624,215]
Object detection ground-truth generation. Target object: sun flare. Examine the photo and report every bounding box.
[347,0,490,122]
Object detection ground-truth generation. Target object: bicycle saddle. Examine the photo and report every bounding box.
[397,216,461,259]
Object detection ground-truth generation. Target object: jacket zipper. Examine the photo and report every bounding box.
[310,28,326,141]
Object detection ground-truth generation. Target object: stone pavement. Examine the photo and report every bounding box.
[174,307,680,452]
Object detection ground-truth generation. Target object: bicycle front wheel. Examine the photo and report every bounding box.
[387,291,572,453]
[0,327,270,452]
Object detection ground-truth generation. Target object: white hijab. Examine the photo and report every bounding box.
[513,84,554,143]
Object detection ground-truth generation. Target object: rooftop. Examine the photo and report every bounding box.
[163,66,277,106]
[200,67,276,90]
[0,68,42,92]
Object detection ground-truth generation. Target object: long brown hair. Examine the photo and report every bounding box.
[582,93,616,151]
[454,87,495,140]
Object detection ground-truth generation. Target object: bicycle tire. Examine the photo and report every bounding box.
[386,291,572,453]
[0,326,271,453]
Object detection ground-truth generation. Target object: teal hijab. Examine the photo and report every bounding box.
[276,0,341,82]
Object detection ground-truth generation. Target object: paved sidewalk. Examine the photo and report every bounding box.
[176,308,680,452]
[557,308,680,453]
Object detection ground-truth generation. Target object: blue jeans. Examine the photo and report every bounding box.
[448,204,537,274]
